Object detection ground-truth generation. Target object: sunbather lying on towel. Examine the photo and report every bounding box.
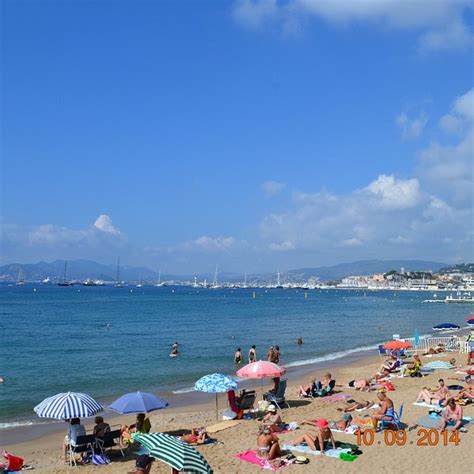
[336,378,373,391]
[305,413,353,431]
[440,398,463,431]
[456,381,474,403]
[180,428,209,445]
[415,378,451,406]
[336,399,375,412]
[288,418,336,454]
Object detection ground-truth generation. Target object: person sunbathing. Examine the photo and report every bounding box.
[180,427,209,445]
[439,398,463,432]
[456,382,474,402]
[298,379,317,398]
[304,413,353,431]
[337,378,373,391]
[403,354,422,377]
[377,355,400,377]
[288,418,336,454]
[256,426,281,460]
[415,378,451,406]
[262,405,284,432]
[371,392,395,431]
[336,399,375,412]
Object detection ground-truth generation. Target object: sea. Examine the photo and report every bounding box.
[0,283,471,428]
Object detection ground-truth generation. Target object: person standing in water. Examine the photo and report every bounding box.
[267,346,274,362]
[234,347,242,364]
[249,345,257,363]
[273,346,281,364]
[170,341,179,356]
[297,337,303,346]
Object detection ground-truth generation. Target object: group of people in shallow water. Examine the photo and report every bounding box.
[234,344,282,364]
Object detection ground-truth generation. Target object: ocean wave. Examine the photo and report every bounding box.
[283,343,381,369]
[0,420,36,429]
[172,386,196,394]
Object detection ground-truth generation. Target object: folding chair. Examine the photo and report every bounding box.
[381,404,404,430]
[68,434,96,466]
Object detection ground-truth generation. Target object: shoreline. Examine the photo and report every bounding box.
[1,345,380,446]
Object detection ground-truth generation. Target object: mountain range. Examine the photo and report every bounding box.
[0,258,450,283]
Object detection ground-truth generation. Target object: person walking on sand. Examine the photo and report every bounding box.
[249,345,257,363]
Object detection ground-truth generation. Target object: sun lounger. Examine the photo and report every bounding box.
[265,379,290,409]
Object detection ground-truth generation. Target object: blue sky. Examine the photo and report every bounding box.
[2,0,473,273]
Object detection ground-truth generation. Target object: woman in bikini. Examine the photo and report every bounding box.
[288,418,336,454]
[337,399,375,413]
[415,378,451,406]
[180,428,209,445]
[256,426,281,460]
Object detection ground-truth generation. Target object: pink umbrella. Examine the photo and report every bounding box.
[237,360,286,379]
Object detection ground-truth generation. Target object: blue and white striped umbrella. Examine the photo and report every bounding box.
[194,374,238,421]
[194,373,238,393]
[34,392,103,420]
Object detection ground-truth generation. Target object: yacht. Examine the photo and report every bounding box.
[57,261,72,286]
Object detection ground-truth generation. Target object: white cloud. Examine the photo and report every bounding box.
[269,240,295,251]
[233,0,279,29]
[365,175,420,209]
[94,214,121,236]
[233,0,473,51]
[176,235,241,253]
[439,88,474,134]
[419,89,473,204]
[396,112,428,139]
[262,180,286,197]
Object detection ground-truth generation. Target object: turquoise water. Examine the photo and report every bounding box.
[0,284,470,425]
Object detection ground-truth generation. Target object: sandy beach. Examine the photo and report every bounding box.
[2,351,472,474]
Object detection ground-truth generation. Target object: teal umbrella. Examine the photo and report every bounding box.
[134,432,213,473]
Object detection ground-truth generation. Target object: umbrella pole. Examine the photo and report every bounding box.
[215,393,218,421]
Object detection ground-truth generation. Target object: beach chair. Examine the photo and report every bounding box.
[265,379,290,410]
[96,428,125,457]
[378,345,387,359]
[381,404,404,431]
[236,391,256,412]
[68,434,96,466]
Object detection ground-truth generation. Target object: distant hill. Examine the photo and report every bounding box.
[0,259,162,282]
[438,263,474,274]
[0,258,451,283]
[285,259,448,282]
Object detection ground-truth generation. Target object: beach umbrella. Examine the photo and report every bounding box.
[134,432,213,474]
[237,360,286,397]
[108,391,168,414]
[34,392,103,420]
[236,360,286,379]
[194,373,238,420]
[383,340,412,350]
[466,318,474,326]
[432,323,460,331]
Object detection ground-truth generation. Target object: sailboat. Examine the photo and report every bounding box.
[155,269,166,287]
[275,270,283,289]
[210,264,221,289]
[114,258,124,287]
[57,260,72,286]
[242,272,248,289]
[16,270,25,286]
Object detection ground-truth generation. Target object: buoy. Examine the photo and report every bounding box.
[33,288,37,292]
[252,291,256,299]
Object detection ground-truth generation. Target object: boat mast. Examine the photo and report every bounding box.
[116,257,121,283]
[213,264,218,287]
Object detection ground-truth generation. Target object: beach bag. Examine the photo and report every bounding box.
[384,382,395,391]
[92,454,110,465]
[222,409,237,420]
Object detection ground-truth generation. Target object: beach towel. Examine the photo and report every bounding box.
[355,403,380,412]
[235,450,286,471]
[322,394,349,403]
[413,401,445,410]
[282,443,351,459]
[331,425,360,435]
[424,361,455,370]
[415,415,469,431]
[206,420,241,434]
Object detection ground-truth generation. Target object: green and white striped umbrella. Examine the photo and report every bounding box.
[133,432,213,473]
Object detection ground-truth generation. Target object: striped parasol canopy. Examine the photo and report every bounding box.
[134,432,213,473]
[34,392,103,420]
